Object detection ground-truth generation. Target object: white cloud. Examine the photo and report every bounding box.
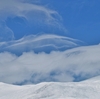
[0,0,67,41]
[0,0,57,19]
[0,44,100,84]
[0,21,14,42]
[0,34,83,54]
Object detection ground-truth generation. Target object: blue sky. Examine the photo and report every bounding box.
[0,0,100,84]
[0,0,100,44]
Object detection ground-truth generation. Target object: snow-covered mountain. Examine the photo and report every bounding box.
[0,34,85,55]
[0,76,100,99]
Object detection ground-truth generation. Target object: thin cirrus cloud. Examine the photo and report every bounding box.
[0,21,14,41]
[0,0,66,42]
[0,34,84,55]
[0,44,100,84]
[0,0,59,21]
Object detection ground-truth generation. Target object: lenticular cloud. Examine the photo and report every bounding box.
[0,34,84,54]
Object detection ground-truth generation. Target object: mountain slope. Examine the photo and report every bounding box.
[0,76,100,99]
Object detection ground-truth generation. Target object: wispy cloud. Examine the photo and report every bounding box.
[0,44,100,84]
[0,21,14,42]
[0,0,67,42]
[0,0,58,20]
[0,34,84,54]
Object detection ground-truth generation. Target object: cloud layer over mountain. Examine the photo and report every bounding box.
[0,44,100,84]
[0,0,99,86]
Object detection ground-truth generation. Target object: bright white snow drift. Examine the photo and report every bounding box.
[0,76,100,99]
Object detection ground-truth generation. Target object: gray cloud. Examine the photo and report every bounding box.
[0,44,100,84]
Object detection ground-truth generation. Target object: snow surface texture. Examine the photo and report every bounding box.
[0,76,100,99]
